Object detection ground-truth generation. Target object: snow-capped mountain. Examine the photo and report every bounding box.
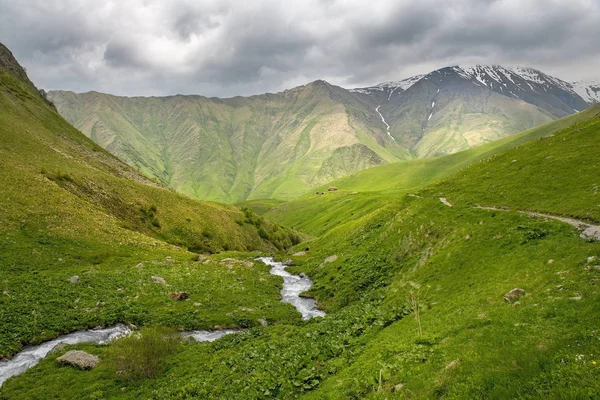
[349,65,598,157]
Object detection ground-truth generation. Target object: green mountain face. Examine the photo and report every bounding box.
[48,65,595,203]
[3,39,600,398]
[48,82,407,203]
[0,43,301,358]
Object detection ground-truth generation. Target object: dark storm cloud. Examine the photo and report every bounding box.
[0,0,598,97]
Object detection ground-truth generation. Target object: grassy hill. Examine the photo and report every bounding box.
[264,108,597,236]
[47,66,583,204]
[5,82,599,398]
[48,82,408,203]
[0,44,302,360]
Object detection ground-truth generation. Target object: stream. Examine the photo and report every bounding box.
[257,257,326,320]
[0,257,324,387]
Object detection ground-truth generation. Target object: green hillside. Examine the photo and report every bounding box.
[265,108,596,236]
[0,45,301,360]
[5,70,599,399]
[48,71,566,203]
[48,83,408,203]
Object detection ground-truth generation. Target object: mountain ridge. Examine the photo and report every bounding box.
[48,65,598,202]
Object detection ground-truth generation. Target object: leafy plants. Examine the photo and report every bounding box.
[107,327,180,380]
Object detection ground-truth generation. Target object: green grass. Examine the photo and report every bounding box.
[266,108,597,236]
[0,69,301,359]
[2,43,600,398]
[4,95,599,398]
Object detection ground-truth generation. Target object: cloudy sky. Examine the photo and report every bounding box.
[1,0,599,97]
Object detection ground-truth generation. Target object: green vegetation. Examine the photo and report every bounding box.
[108,327,181,381]
[0,51,300,360]
[48,72,565,203]
[2,42,599,399]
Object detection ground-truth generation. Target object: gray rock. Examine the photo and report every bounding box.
[258,318,268,327]
[151,276,167,284]
[504,288,526,302]
[57,350,100,370]
[323,255,337,264]
[293,251,306,257]
[69,276,80,284]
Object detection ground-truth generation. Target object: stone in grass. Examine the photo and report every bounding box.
[152,276,167,284]
[69,276,80,284]
[57,350,100,370]
[169,291,189,301]
[503,288,526,303]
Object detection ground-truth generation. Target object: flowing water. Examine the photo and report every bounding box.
[0,256,324,387]
[257,257,326,320]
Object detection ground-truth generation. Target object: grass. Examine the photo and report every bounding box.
[0,69,301,359]
[2,45,600,398]
[265,108,598,236]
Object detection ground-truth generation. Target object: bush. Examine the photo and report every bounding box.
[107,327,181,381]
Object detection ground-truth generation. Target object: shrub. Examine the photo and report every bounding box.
[107,327,181,381]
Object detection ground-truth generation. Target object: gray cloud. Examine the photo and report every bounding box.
[0,0,598,97]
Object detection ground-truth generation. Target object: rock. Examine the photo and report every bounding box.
[465,235,471,240]
[152,276,167,284]
[548,259,554,264]
[135,263,143,269]
[477,313,487,319]
[503,288,526,303]
[282,259,293,266]
[164,257,174,264]
[293,251,306,256]
[169,292,189,301]
[328,186,338,191]
[69,275,80,284]
[57,350,100,370]
[512,301,521,307]
[393,383,404,392]
[258,318,268,327]
[323,255,337,264]
[243,261,254,268]
[445,360,460,369]
[587,256,597,263]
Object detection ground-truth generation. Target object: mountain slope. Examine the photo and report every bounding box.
[7,107,600,399]
[352,65,597,157]
[0,43,301,359]
[49,82,407,203]
[48,66,596,203]
[264,107,597,236]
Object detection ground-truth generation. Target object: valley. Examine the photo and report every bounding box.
[1,38,599,400]
[48,66,598,203]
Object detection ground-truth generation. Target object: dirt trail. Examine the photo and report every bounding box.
[475,206,600,241]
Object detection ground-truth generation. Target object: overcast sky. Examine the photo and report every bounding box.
[1,0,599,97]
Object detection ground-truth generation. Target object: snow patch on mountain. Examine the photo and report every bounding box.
[570,81,600,103]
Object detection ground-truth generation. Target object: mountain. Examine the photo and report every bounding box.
[351,65,598,157]
[48,66,598,203]
[48,81,408,203]
[8,102,600,398]
[0,42,300,358]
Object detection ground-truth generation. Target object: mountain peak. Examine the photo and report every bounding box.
[0,42,34,87]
